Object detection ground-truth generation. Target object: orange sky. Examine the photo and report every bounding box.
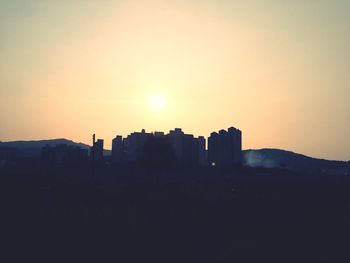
[1,0,349,160]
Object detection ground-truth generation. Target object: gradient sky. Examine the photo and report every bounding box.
[1,0,349,160]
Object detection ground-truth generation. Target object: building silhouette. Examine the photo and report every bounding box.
[110,128,208,168]
[167,128,184,162]
[41,144,88,165]
[124,129,153,163]
[197,136,207,166]
[138,134,176,170]
[112,126,242,168]
[112,135,123,163]
[166,128,206,167]
[90,135,104,162]
[0,147,18,167]
[208,127,242,168]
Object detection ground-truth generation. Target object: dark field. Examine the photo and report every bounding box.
[1,169,350,262]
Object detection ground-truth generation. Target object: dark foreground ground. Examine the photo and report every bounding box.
[1,167,350,262]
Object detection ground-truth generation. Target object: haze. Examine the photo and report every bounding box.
[1,0,349,160]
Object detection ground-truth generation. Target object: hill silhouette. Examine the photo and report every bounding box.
[0,138,111,157]
[244,148,349,174]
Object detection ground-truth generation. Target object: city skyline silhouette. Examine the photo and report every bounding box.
[1,1,350,261]
[1,0,350,160]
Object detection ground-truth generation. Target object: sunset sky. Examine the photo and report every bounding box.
[1,0,349,160]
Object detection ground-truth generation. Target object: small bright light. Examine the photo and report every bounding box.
[148,94,166,111]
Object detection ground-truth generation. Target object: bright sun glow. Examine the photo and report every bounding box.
[148,94,166,112]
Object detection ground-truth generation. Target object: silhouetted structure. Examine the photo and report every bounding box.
[167,128,184,162]
[138,135,176,170]
[41,144,88,165]
[167,128,206,167]
[0,147,18,167]
[124,129,153,163]
[198,136,207,166]
[208,127,242,168]
[90,135,104,161]
[112,135,123,163]
[111,128,208,168]
[111,126,241,169]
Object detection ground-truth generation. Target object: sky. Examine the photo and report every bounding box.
[0,0,349,160]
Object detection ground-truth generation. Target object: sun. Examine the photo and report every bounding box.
[148,94,166,111]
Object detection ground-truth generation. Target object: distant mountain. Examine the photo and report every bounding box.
[243,149,350,175]
[0,139,111,157]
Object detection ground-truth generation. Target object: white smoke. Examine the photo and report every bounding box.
[244,151,278,168]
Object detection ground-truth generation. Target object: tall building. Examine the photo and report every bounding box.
[112,135,123,163]
[94,139,104,161]
[90,135,104,162]
[167,128,207,167]
[208,132,219,166]
[208,127,242,167]
[167,128,184,162]
[109,127,245,168]
[182,134,196,167]
[227,127,242,164]
[124,129,152,163]
[197,136,207,166]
